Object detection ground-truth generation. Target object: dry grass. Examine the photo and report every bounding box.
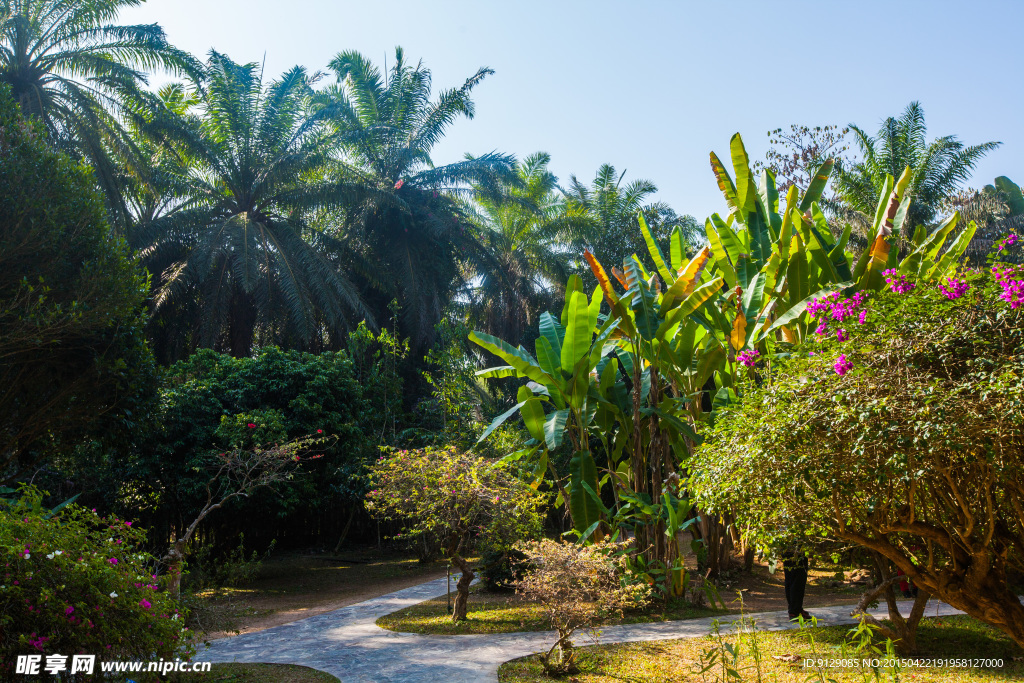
[498,615,1024,682]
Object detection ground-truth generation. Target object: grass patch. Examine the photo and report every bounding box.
[208,663,339,682]
[498,615,1024,682]
[376,585,726,635]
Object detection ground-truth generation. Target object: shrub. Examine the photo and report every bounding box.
[693,263,1024,650]
[479,547,532,592]
[118,336,401,551]
[0,85,154,481]
[366,447,544,620]
[0,489,193,680]
[515,539,651,675]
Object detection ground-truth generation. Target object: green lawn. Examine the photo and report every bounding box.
[498,615,1024,682]
[208,663,339,682]
[376,586,726,635]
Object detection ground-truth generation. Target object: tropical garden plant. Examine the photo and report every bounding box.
[514,538,651,675]
[833,101,1000,242]
[692,250,1024,651]
[0,0,198,227]
[311,47,516,348]
[0,487,194,675]
[136,51,370,360]
[365,447,544,620]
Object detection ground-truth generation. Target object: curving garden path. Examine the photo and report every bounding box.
[197,575,967,683]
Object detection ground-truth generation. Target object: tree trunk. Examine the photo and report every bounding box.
[451,553,474,621]
[162,538,187,600]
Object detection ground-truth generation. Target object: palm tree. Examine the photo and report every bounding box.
[564,164,700,273]
[470,152,589,345]
[312,47,516,349]
[0,0,198,226]
[138,51,369,361]
[833,102,1000,239]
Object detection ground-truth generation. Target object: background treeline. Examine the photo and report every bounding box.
[2,0,1019,557]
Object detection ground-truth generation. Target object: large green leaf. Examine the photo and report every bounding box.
[569,449,602,533]
[543,408,569,450]
[469,331,551,385]
[798,159,834,212]
[476,400,526,443]
[709,150,739,213]
[560,290,592,370]
[639,214,673,283]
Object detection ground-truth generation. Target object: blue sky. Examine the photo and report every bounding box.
[121,0,1024,221]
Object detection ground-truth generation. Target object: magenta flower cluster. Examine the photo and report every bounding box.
[807,291,869,337]
[994,264,1023,309]
[995,233,1018,251]
[737,349,760,367]
[938,277,970,300]
[883,269,916,294]
[833,354,853,376]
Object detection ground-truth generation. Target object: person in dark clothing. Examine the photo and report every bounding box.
[782,550,811,621]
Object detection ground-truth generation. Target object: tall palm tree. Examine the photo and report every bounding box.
[470,152,589,345]
[312,47,516,349]
[564,164,700,273]
[833,102,1001,238]
[138,51,369,361]
[0,0,198,226]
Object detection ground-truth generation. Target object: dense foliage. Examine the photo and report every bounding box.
[692,264,1024,647]
[0,489,192,678]
[117,336,402,550]
[0,86,154,482]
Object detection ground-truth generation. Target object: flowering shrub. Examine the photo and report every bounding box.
[882,268,917,294]
[0,489,193,678]
[365,447,544,620]
[515,539,651,675]
[736,349,759,367]
[694,265,1024,649]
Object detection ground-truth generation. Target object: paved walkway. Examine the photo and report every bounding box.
[198,575,967,682]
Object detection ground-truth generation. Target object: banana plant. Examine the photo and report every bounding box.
[470,276,614,535]
[705,134,853,348]
[853,166,976,289]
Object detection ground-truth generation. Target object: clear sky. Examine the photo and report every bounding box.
[120,0,1023,222]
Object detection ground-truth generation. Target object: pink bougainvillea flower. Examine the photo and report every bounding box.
[139,599,152,609]
[833,354,853,376]
[317,429,323,434]
[394,179,405,190]
[883,269,916,294]
[107,558,118,565]
[737,349,760,367]
[247,423,256,429]
[836,328,848,342]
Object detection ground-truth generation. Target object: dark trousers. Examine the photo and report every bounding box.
[783,554,808,615]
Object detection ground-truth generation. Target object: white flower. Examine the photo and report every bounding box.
[54,550,62,556]
[24,553,30,559]
[46,553,54,560]
[109,592,118,598]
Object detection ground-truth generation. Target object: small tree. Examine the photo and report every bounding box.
[515,539,651,675]
[162,433,326,598]
[366,447,543,621]
[693,263,1024,651]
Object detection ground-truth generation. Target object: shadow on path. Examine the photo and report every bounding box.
[198,574,966,682]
